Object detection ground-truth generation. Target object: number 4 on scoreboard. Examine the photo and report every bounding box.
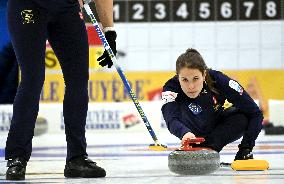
[173,1,193,21]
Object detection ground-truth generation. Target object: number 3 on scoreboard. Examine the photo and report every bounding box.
[151,1,170,22]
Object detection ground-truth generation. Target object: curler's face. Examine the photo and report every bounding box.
[178,67,205,98]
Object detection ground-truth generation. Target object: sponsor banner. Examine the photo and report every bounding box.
[45,47,104,72]
[41,72,173,103]
[224,70,284,101]
[0,102,167,134]
[41,70,284,105]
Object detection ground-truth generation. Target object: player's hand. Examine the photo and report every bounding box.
[181,132,196,145]
[234,144,253,160]
[97,31,117,68]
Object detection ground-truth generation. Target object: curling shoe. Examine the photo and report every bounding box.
[64,156,106,178]
[6,157,27,180]
[234,148,254,160]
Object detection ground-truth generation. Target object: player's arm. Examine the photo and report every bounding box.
[78,0,113,29]
[162,78,193,140]
[86,0,116,68]
[78,0,83,7]
[93,0,114,29]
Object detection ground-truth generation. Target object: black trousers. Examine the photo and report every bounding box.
[200,110,249,152]
[5,0,89,161]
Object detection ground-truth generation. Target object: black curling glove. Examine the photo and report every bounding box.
[97,30,117,68]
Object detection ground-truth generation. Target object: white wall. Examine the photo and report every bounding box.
[269,100,284,126]
[115,21,284,71]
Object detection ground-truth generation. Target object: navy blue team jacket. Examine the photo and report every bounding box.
[162,69,263,148]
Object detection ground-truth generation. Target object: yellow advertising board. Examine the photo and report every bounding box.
[41,71,174,103]
[42,69,284,103]
[223,70,284,101]
[45,46,104,71]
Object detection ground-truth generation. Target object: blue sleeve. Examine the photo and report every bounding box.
[161,77,192,139]
[210,70,263,148]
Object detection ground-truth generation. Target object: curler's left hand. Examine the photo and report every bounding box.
[97,31,117,68]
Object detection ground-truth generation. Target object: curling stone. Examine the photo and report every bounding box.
[34,117,48,136]
[168,137,220,175]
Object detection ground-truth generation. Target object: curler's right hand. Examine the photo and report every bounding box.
[181,132,196,145]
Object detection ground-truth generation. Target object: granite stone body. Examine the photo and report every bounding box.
[34,117,48,136]
[168,150,220,175]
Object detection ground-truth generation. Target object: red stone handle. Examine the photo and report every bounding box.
[180,137,205,151]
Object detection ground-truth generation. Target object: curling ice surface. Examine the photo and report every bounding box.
[0,131,284,183]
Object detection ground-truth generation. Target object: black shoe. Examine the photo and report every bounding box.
[265,125,284,135]
[234,146,254,161]
[64,156,106,178]
[6,157,27,180]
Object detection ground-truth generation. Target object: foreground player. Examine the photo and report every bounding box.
[162,48,263,160]
[5,0,116,180]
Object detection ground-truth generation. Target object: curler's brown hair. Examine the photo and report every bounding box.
[176,48,218,94]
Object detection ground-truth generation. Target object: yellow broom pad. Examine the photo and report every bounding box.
[148,143,168,151]
[231,159,269,171]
